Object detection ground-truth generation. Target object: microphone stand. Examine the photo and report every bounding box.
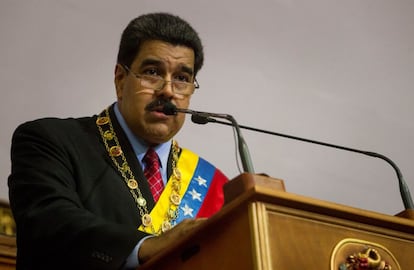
[193,116,414,211]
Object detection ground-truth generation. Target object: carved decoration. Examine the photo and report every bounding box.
[331,238,400,270]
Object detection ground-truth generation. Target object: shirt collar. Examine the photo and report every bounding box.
[113,103,172,172]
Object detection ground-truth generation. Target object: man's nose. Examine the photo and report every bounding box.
[156,79,175,98]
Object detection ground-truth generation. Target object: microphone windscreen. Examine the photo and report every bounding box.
[163,102,177,115]
[191,114,209,124]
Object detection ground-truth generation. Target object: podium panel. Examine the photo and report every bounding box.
[262,202,413,268]
[140,174,414,270]
[0,235,16,270]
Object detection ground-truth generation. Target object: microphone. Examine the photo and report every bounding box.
[191,114,414,210]
[162,103,255,173]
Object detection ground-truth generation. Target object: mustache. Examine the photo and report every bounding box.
[145,99,172,112]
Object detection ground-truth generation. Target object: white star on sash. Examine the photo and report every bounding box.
[189,188,202,201]
[181,204,194,217]
[195,175,207,187]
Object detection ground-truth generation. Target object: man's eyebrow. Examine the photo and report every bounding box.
[180,65,194,76]
[139,58,162,68]
[139,58,194,76]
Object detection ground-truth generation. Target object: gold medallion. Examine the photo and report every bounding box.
[170,192,181,206]
[137,197,147,207]
[127,179,138,189]
[161,221,172,233]
[96,116,109,125]
[109,146,122,157]
[142,214,152,227]
[103,130,114,140]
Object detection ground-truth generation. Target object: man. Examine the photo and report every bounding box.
[8,13,228,269]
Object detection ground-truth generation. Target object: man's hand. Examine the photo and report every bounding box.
[138,218,207,263]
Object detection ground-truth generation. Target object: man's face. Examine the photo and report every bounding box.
[115,40,195,146]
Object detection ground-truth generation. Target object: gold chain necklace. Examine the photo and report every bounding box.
[96,107,182,235]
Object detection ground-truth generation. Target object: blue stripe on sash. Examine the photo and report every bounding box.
[175,157,215,223]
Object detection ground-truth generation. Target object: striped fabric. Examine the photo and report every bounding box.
[138,148,228,233]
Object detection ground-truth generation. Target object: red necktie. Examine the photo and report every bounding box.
[143,148,164,202]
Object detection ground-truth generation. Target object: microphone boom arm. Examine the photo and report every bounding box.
[201,117,414,210]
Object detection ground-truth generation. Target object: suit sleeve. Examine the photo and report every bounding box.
[8,119,149,270]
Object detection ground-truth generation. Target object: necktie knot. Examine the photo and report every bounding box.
[143,148,164,202]
[143,148,159,167]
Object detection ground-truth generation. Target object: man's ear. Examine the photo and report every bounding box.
[114,64,126,100]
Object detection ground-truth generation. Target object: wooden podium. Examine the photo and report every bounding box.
[0,200,17,270]
[140,173,414,270]
[0,235,16,270]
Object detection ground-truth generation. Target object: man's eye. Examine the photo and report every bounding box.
[175,75,191,83]
[143,68,159,76]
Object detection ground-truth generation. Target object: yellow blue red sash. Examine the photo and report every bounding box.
[138,148,227,234]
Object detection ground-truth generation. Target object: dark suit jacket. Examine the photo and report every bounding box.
[8,105,178,269]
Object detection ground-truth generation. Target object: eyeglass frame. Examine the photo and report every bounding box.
[122,65,200,97]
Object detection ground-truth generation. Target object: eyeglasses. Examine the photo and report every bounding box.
[123,65,199,97]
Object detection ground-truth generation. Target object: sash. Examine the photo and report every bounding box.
[138,148,226,234]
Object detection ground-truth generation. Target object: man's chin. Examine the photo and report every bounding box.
[142,128,177,145]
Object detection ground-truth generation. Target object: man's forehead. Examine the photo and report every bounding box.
[139,57,192,71]
[137,40,194,60]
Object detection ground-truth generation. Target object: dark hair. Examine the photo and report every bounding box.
[117,13,204,75]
